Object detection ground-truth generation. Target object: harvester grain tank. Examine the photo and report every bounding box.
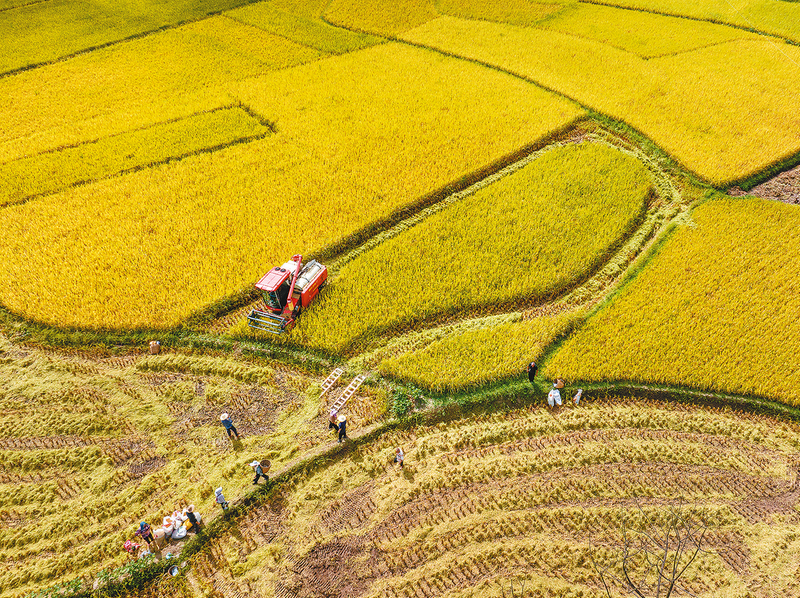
[247,254,327,334]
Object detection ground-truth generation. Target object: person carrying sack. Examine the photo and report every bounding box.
[547,380,563,408]
[250,460,269,484]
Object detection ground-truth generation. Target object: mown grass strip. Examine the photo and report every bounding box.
[0,106,270,207]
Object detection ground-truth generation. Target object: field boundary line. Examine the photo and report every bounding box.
[576,0,800,46]
[0,0,273,80]
[0,103,274,167]
[0,130,271,210]
[345,125,686,367]
[0,0,50,14]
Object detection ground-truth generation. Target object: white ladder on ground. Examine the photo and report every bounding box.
[320,367,344,396]
[331,374,367,412]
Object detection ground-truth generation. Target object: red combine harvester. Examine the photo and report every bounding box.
[247,255,327,335]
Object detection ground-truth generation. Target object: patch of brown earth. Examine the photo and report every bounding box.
[729,164,800,204]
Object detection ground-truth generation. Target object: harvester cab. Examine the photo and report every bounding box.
[247,255,327,335]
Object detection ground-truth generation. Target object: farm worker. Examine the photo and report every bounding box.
[394,447,404,468]
[250,460,269,484]
[123,539,141,556]
[215,487,229,511]
[547,383,562,408]
[220,413,240,440]
[527,362,538,385]
[337,415,348,443]
[573,389,583,405]
[328,408,339,432]
[184,505,200,533]
[134,521,154,545]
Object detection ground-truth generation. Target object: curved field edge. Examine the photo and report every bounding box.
[0,43,585,331]
[349,129,690,388]
[542,195,800,406]
[42,388,800,598]
[286,141,652,355]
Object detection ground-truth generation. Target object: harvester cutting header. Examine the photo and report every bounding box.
[247,255,327,335]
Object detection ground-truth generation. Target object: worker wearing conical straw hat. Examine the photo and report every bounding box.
[337,414,348,443]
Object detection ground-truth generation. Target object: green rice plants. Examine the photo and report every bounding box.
[380,310,582,392]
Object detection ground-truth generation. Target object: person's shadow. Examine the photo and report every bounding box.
[231,438,244,452]
[402,468,415,482]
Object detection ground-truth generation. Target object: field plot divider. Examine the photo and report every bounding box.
[328,130,586,274]
[345,129,688,373]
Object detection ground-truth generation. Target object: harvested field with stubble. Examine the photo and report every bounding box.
[0,334,388,598]
[164,399,800,598]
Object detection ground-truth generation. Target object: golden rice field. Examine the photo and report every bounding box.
[0,0,251,74]
[0,334,386,598]
[0,42,580,330]
[0,15,325,163]
[0,107,270,207]
[291,142,650,354]
[545,196,800,406]
[152,400,800,598]
[597,0,800,43]
[399,12,800,186]
[379,310,582,393]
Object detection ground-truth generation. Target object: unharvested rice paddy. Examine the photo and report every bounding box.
[4,0,800,596]
[595,0,800,43]
[0,0,251,74]
[545,196,800,405]
[293,143,650,354]
[158,400,800,597]
[400,14,800,186]
[379,310,582,393]
[0,43,580,329]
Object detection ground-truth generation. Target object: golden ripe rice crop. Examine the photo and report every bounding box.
[545,197,800,406]
[0,43,581,329]
[295,143,650,354]
[536,2,748,58]
[0,16,324,163]
[225,2,382,54]
[379,310,582,392]
[402,14,800,186]
[325,0,439,34]
[0,0,247,73]
[0,107,269,207]
[596,0,800,43]
[181,400,800,597]
[437,0,569,26]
